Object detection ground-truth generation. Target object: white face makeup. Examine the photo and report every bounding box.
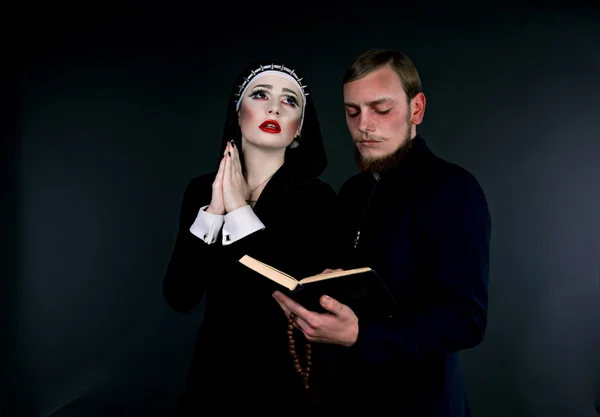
[238,74,304,150]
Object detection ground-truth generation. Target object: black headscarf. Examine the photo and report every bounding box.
[217,60,328,186]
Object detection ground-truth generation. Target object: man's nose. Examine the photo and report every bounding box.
[358,113,374,132]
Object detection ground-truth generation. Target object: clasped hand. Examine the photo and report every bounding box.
[272,268,359,347]
[207,140,251,215]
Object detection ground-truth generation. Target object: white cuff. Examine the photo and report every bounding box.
[222,205,265,245]
[189,205,225,244]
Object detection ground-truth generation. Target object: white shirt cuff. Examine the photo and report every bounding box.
[189,205,225,244]
[222,205,265,245]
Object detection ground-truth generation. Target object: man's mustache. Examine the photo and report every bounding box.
[355,135,385,142]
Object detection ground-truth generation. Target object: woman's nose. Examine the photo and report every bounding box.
[267,104,280,115]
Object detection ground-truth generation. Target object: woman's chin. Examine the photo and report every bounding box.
[244,138,291,151]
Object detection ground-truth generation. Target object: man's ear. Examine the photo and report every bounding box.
[410,92,426,125]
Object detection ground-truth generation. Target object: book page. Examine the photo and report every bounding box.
[299,267,372,284]
[238,255,299,290]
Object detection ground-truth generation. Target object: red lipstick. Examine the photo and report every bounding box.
[259,119,281,134]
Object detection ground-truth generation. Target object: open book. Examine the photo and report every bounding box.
[238,255,397,318]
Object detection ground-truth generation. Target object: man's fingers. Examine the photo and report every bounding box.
[320,295,346,316]
[321,268,344,274]
[292,314,312,334]
[274,293,292,316]
[272,290,318,327]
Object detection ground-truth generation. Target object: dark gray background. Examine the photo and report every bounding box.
[2,2,599,416]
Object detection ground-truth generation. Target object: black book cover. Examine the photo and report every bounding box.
[286,269,397,320]
[237,255,398,320]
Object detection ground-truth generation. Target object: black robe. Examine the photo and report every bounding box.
[327,135,492,417]
[163,163,337,415]
[162,60,336,416]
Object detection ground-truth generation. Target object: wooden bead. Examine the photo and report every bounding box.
[286,313,313,390]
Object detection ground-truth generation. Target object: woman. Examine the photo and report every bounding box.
[162,61,337,416]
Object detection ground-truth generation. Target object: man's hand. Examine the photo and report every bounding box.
[321,268,344,274]
[272,290,359,347]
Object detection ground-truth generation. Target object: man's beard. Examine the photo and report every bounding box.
[354,123,414,173]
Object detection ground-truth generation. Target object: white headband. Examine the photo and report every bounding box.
[234,65,309,131]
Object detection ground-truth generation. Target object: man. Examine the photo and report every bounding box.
[272,49,491,416]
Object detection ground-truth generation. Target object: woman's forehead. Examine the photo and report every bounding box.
[248,74,302,95]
